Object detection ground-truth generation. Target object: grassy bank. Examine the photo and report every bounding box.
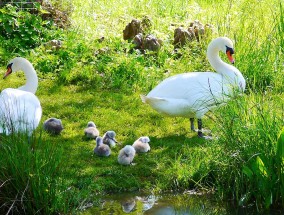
[0,0,283,213]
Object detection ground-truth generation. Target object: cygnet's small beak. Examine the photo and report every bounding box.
[3,68,12,79]
[226,50,235,64]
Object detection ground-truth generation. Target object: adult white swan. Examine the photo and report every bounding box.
[0,57,42,136]
[141,37,246,138]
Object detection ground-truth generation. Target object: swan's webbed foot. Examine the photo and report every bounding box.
[198,132,213,140]
[190,118,212,139]
[197,118,213,140]
[198,130,204,138]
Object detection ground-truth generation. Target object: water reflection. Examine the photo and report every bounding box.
[121,195,156,213]
[81,192,283,215]
[81,192,227,215]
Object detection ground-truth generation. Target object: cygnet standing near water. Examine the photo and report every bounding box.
[84,121,99,139]
[103,131,118,147]
[132,136,150,153]
[94,136,111,157]
[43,117,63,135]
[118,145,136,165]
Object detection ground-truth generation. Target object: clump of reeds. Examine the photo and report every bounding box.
[211,92,284,210]
[0,132,81,214]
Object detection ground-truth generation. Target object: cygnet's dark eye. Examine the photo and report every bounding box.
[226,46,234,55]
[7,63,13,70]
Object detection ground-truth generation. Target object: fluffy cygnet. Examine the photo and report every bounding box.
[43,118,63,135]
[103,130,118,147]
[132,136,150,153]
[94,136,111,157]
[118,145,136,165]
[84,121,99,139]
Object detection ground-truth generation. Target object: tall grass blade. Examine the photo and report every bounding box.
[276,128,284,205]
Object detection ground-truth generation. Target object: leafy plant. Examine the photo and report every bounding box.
[276,127,284,206]
[0,4,54,52]
[240,127,284,209]
[212,93,284,210]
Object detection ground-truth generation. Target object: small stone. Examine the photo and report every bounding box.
[123,19,142,40]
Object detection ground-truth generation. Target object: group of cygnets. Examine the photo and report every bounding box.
[43,117,151,165]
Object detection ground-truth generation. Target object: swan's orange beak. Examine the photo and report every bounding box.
[3,67,12,79]
[226,51,235,64]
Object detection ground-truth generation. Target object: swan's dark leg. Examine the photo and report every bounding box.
[190,118,195,131]
[197,118,203,138]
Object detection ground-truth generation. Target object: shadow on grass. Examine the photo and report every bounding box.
[37,80,216,194]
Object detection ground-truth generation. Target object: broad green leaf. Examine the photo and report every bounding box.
[264,191,273,208]
[277,127,284,162]
[256,156,268,177]
[251,156,268,178]
[4,22,12,33]
[242,165,253,179]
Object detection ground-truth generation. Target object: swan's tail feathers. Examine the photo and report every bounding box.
[140,95,166,105]
[140,95,147,103]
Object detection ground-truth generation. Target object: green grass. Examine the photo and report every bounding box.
[211,92,284,210]
[0,0,284,213]
[0,133,79,214]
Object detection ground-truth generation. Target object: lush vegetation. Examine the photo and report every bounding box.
[0,0,283,214]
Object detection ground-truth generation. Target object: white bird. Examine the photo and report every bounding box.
[102,130,118,147]
[43,118,63,135]
[94,136,111,157]
[141,37,246,138]
[132,136,150,153]
[118,145,136,165]
[84,121,99,139]
[0,57,42,136]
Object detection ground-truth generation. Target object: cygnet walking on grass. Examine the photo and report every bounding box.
[118,145,136,165]
[103,130,118,147]
[94,136,111,157]
[132,136,150,153]
[84,121,99,139]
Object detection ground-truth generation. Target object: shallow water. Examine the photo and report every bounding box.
[80,192,283,215]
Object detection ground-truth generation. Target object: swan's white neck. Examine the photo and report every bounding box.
[17,59,38,94]
[207,40,246,91]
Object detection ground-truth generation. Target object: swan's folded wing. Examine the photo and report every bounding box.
[140,95,166,104]
[0,89,42,135]
[141,95,196,117]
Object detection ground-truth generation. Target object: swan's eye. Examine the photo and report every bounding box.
[6,63,13,70]
[226,46,234,55]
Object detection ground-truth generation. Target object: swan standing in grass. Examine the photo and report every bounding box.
[84,121,99,139]
[94,136,111,157]
[118,145,136,165]
[0,57,42,135]
[141,37,246,138]
[132,136,151,153]
[43,118,63,135]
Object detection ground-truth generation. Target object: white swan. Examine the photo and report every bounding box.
[141,37,246,138]
[0,57,42,136]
